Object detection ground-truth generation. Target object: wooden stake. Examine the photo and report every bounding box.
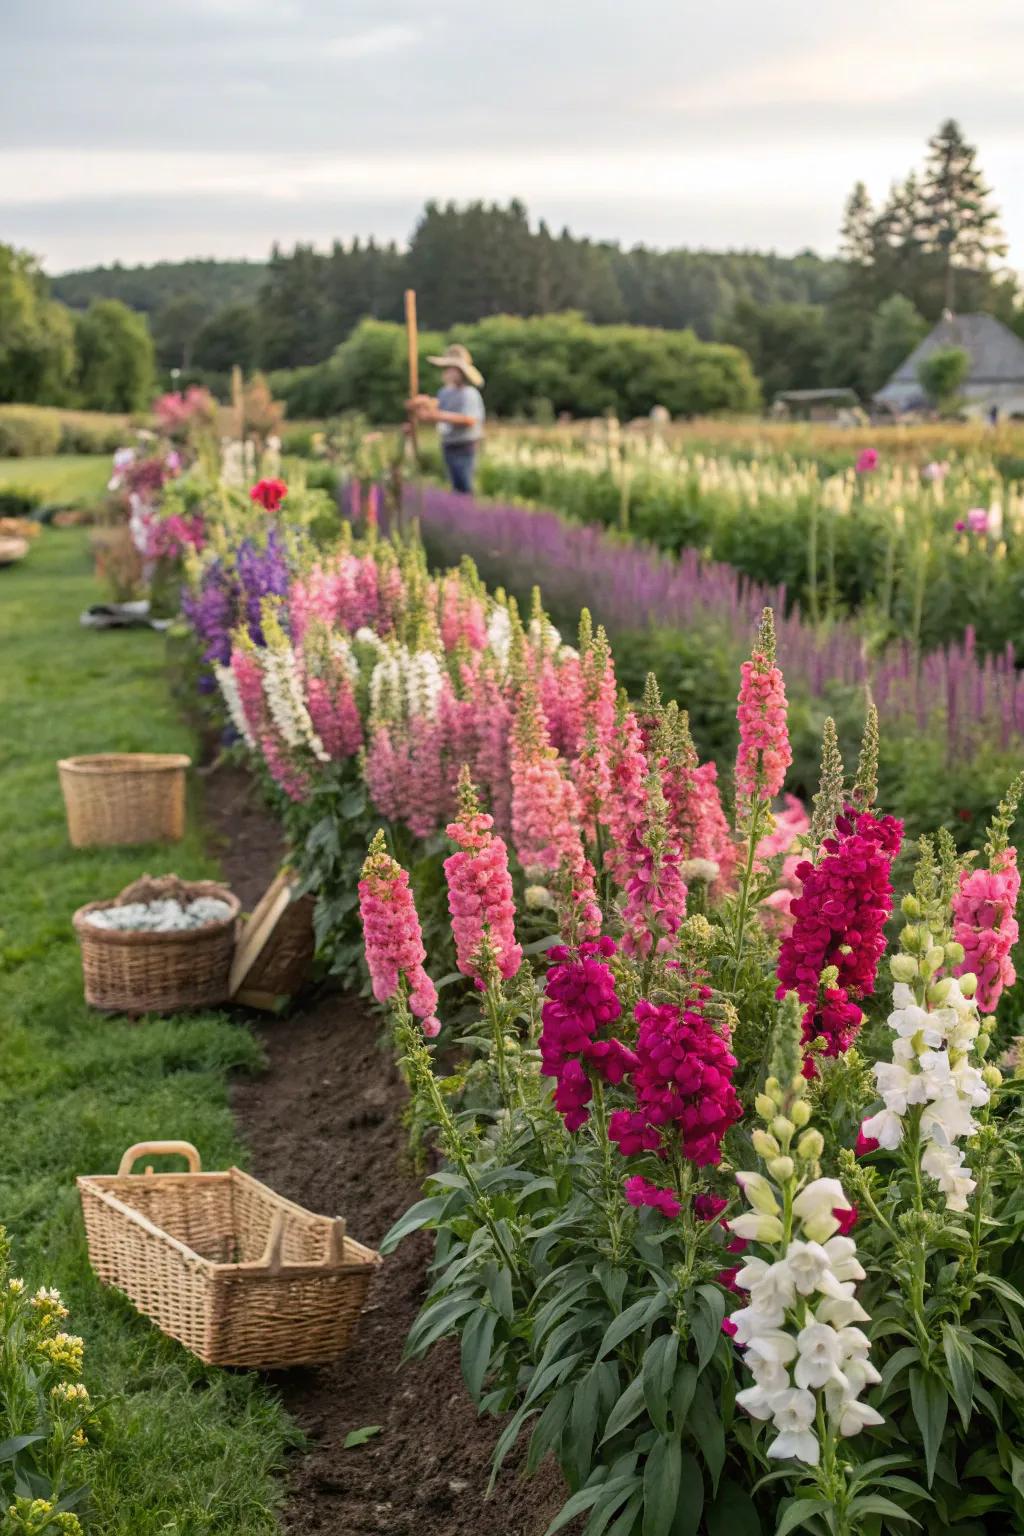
[404,288,419,400]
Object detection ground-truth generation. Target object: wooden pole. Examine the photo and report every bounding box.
[402,289,422,527]
[404,288,419,401]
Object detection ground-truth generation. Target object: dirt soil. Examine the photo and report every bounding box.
[203,763,568,1536]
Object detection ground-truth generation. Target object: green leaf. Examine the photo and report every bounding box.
[0,1435,45,1463]
[774,1499,830,1536]
[523,1350,585,1408]
[605,1491,645,1536]
[909,1369,948,1489]
[848,1494,920,1525]
[879,1344,921,1398]
[689,1379,725,1492]
[692,1286,726,1375]
[707,1481,761,1536]
[941,1324,976,1432]
[543,1475,638,1535]
[598,1292,670,1360]
[404,1293,478,1358]
[670,1362,697,1432]
[526,1383,575,1477]
[642,1434,682,1536]
[600,1374,648,1445]
[567,1367,604,1486]
[460,1307,498,1400]
[672,1452,704,1536]
[342,1425,382,1448]
[489,1265,514,1321]
[379,1195,448,1253]
[642,1332,679,1435]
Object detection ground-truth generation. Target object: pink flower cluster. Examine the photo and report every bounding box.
[153,386,216,436]
[539,938,634,1131]
[776,804,902,1058]
[953,846,1020,1013]
[758,793,810,930]
[735,651,792,803]
[855,448,879,474]
[358,836,440,1036]
[621,828,688,958]
[444,797,523,982]
[306,671,362,760]
[609,995,741,1166]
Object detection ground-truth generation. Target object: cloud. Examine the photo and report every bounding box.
[2,0,1022,269]
[322,23,418,58]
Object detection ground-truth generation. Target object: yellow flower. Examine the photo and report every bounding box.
[8,1276,25,1294]
[36,1331,84,1374]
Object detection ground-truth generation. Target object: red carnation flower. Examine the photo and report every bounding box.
[250,478,288,512]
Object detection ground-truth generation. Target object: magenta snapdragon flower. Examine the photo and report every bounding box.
[776,804,902,1059]
[539,937,634,1130]
[609,995,741,1166]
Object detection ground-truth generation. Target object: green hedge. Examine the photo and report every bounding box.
[270,313,761,422]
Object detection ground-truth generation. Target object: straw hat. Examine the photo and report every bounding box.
[426,342,484,389]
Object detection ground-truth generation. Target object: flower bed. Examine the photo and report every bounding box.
[175,466,1024,1536]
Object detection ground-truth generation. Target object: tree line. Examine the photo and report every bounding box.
[6,118,1018,416]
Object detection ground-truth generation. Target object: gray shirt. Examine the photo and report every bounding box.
[437,384,485,446]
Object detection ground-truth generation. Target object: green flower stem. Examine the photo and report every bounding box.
[731,793,770,987]
[396,1009,521,1276]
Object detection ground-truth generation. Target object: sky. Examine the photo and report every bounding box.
[3,0,1023,274]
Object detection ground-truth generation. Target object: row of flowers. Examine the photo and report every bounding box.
[174,467,1024,1535]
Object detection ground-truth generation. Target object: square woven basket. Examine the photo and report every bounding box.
[78,1142,382,1368]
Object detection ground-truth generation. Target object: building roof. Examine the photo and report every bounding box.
[775,388,859,403]
[876,312,1024,404]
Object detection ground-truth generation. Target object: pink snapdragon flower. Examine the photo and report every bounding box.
[444,772,523,982]
[735,612,792,804]
[855,448,878,474]
[358,831,440,1036]
[600,705,649,888]
[953,846,1020,1013]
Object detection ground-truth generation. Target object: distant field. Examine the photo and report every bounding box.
[0,454,111,503]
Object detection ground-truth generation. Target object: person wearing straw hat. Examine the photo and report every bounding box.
[407,342,485,494]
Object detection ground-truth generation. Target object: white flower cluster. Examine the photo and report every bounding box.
[729,1176,882,1466]
[369,645,444,723]
[262,644,329,762]
[861,976,988,1212]
[214,663,256,749]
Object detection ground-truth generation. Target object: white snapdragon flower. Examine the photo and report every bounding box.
[791,1179,851,1243]
[794,1320,845,1389]
[861,933,990,1211]
[262,645,329,762]
[214,664,256,749]
[767,1389,819,1465]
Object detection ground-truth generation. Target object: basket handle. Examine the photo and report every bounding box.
[117,1141,202,1177]
[259,1213,347,1272]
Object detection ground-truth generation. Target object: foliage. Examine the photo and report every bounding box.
[1,530,297,1532]
[865,295,928,393]
[0,409,62,459]
[273,313,760,422]
[0,1227,93,1531]
[717,301,830,400]
[917,347,971,412]
[73,301,156,414]
[0,248,76,408]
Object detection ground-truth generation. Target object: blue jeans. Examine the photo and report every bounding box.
[443,442,477,495]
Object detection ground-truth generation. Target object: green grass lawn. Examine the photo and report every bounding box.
[0,454,112,504]
[0,529,296,1532]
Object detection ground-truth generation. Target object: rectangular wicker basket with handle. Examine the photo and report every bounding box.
[78,1141,382,1367]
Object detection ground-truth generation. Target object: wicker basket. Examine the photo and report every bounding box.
[78,1142,382,1367]
[73,874,240,1015]
[58,752,190,847]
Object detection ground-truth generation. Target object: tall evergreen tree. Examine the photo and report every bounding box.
[919,119,1006,311]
